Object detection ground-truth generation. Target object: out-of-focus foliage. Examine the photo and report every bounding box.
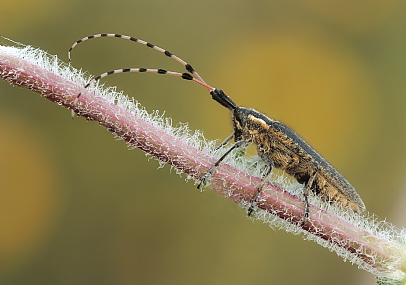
[1,1,406,284]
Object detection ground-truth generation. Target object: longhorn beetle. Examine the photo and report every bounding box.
[68,33,366,224]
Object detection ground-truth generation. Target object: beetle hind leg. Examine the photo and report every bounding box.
[301,167,318,225]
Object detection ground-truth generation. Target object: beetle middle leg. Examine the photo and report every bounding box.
[247,156,274,216]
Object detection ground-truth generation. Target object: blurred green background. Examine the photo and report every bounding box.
[1,1,406,284]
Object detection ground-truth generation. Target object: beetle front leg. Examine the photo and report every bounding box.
[197,140,248,190]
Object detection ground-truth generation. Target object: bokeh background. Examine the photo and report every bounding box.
[2,1,406,284]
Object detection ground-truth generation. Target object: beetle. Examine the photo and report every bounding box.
[68,33,366,224]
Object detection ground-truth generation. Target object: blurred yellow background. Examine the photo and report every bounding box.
[1,1,406,284]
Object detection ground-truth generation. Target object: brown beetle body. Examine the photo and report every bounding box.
[233,106,365,213]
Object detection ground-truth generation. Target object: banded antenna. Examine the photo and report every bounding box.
[69,34,236,117]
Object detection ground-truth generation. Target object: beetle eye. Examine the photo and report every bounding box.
[234,109,244,125]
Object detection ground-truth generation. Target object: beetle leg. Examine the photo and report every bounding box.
[247,156,274,216]
[301,167,318,225]
[198,140,248,189]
